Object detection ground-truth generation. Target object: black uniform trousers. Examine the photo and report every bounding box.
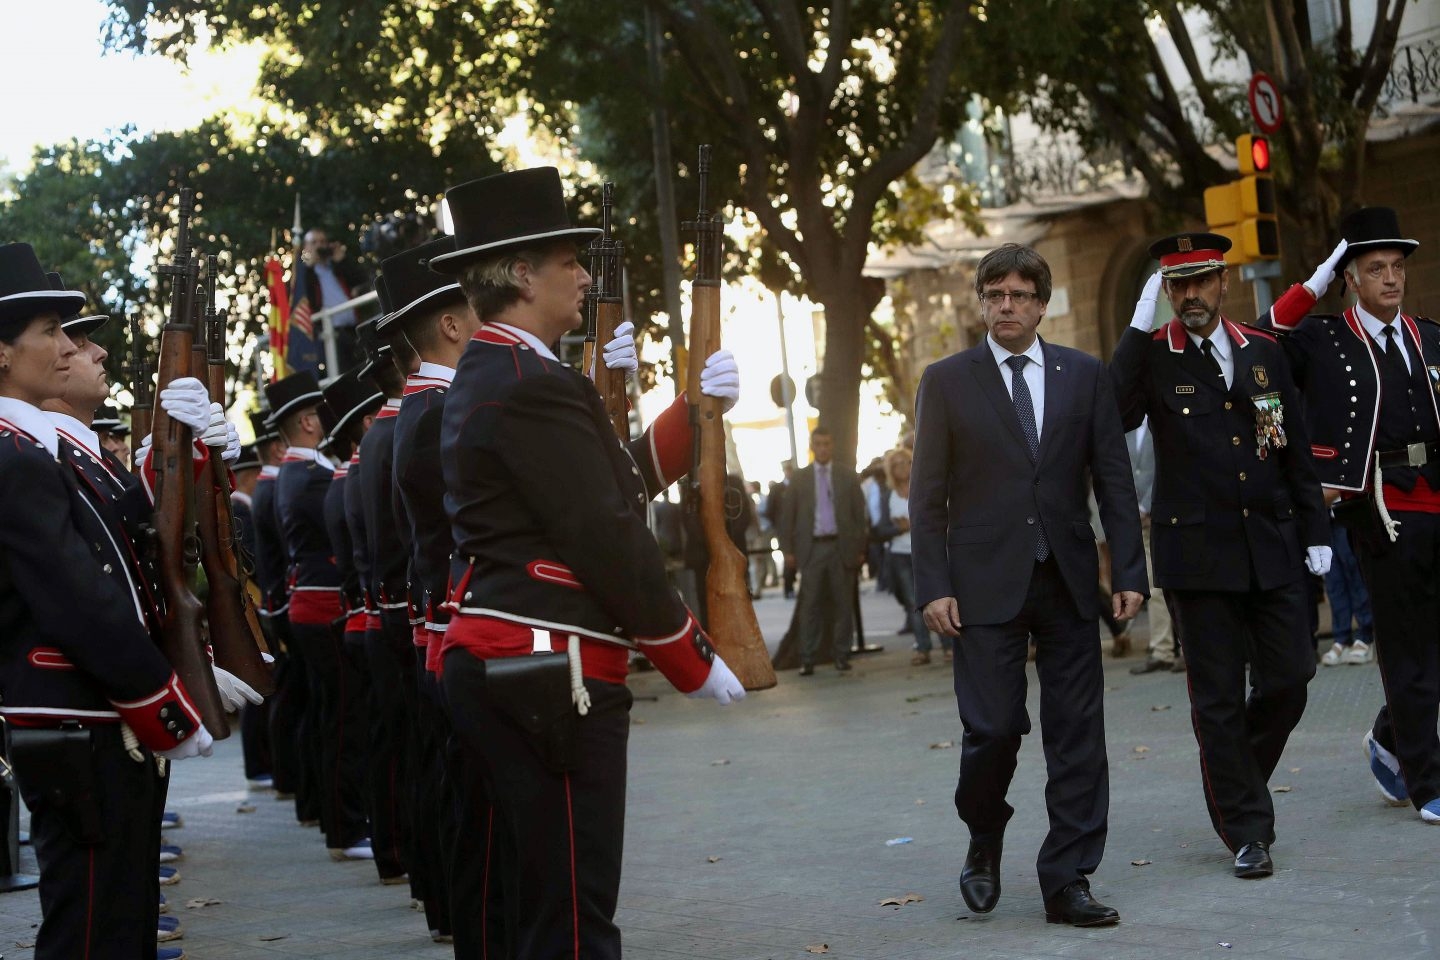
[1353,510,1440,810]
[412,651,454,937]
[952,556,1109,900]
[362,619,413,881]
[291,619,369,849]
[444,649,627,960]
[1170,576,1313,850]
[266,614,318,821]
[12,726,165,960]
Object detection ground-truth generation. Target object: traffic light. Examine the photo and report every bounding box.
[1203,134,1279,263]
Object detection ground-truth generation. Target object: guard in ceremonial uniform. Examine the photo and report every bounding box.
[1111,233,1330,879]
[431,168,745,958]
[264,370,372,860]
[231,441,275,787]
[91,402,132,469]
[355,293,431,913]
[1259,207,1440,824]
[251,407,307,809]
[381,236,480,947]
[0,243,212,960]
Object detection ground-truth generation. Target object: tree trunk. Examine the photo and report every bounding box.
[813,277,887,468]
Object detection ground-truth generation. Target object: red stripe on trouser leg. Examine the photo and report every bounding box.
[565,773,579,959]
[1184,667,1235,852]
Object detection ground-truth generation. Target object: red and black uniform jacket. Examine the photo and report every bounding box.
[276,447,342,625]
[394,365,455,665]
[252,465,289,617]
[323,455,367,638]
[439,322,711,691]
[0,402,202,752]
[359,399,408,623]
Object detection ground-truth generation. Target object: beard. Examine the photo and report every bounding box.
[1177,300,1218,330]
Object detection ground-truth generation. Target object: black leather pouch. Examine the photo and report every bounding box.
[7,725,103,844]
[483,653,578,773]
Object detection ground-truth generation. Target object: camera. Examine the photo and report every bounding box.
[315,242,335,260]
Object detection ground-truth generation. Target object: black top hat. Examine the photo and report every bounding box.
[0,244,86,327]
[321,367,384,443]
[428,167,601,274]
[249,409,280,444]
[375,237,468,334]
[232,443,262,472]
[316,400,340,452]
[92,404,127,436]
[1338,207,1418,265]
[263,370,324,425]
[47,272,109,337]
[1149,232,1232,279]
[355,318,393,379]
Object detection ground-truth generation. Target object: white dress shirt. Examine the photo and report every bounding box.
[1187,326,1235,390]
[987,334,1046,439]
[1356,303,1412,374]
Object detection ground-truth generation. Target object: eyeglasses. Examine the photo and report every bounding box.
[979,290,1041,305]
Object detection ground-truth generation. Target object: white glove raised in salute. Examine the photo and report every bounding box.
[601,320,639,374]
[687,655,746,705]
[1129,271,1164,332]
[158,377,211,433]
[1303,240,1349,298]
[699,349,740,413]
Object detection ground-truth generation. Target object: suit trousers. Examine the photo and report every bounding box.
[1140,520,1176,661]
[291,619,370,849]
[1353,510,1440,810]
[797,539,856,666]
[952,557,1109,899]
[13,726,164,960]
[443,649,628,960]
[1170,579,1313,850]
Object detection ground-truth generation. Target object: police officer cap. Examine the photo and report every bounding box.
[375,236,467,335]
[47,272,110,337]
[263,370,324,426]
[320,366,383,443]
[1150,232,1231,279]
[249,409,280,444]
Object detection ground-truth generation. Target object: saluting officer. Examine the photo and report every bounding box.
[1260,207,1440,824]
[431,167,744,957]
[264,370,372,860]
[1111,233,1330,879]
[0,242,212,960]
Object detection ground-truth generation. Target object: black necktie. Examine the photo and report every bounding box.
[1382,325,1409,377]
[1005,355,1049,561]
[1201,339,1226,386]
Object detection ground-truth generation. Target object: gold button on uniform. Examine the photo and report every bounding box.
[1232,436,1241,446]
[1242,508,1250,517]
[1239,472,1247,481]
[1183,407,1190,415]
[1224,401,1233,410]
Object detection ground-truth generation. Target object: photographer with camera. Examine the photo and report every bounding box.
[297,228,367,373]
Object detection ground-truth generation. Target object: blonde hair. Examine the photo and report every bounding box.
[883,447,912,489]
[456,242,566,320]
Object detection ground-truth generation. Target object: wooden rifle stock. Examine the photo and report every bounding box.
[151,189,229,738]
[589,182,628,438]
[193,257,274,695]
[683,147,776,691]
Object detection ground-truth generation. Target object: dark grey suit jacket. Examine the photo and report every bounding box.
[910,337,1147,626]
[777,462,868,568]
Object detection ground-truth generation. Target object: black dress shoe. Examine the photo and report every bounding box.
[1234,841,1273,878]
[959,840,1001,913]
[1129,657,1173,675]
[835,660,852,672]
[798,664,814,676]
[1043,881,1119,926]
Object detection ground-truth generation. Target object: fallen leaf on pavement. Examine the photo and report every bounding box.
[1130,859,1152,866]
[258,934,289,942]
[915,798,926,805]
[706,856,722,863]
[1133,745,1150,753]
[236,804,256,813]
[710,758,730,766]
[15,941,35,949]
[1289,767,1301,774]
[929,740,955,750]
[632,718,646,725]
[804,944,830,954]
[878,893,925,906]
[1218,942,1233,949]
[885,837,914,846]
[1272,785,1292,793]
[185,898,222,909]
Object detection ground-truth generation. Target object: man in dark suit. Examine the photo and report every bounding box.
[779,427,868,674]
[911,243,1146,926]
[1111,233,1330,879]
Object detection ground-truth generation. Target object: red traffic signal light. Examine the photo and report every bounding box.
[1237,134,1270,175]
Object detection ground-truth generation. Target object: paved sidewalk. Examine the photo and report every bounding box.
[3,584,1436,959]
